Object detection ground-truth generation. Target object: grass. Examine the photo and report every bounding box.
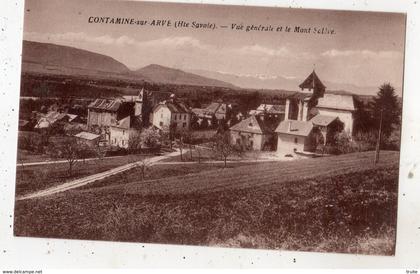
[14,151,399,255]
[15,154,148,196]
[80,161,255,190]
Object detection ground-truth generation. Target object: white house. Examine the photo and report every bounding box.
[151,96,191,132]
[109,116,142,149]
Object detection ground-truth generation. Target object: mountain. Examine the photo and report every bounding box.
[188,69,384,96]
[134,64,236,88]
[22,40,131,76]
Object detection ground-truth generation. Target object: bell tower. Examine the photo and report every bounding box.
[134,88,144,117]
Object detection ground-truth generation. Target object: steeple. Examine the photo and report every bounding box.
[298,70,326,96]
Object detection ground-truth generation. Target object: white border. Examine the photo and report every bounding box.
[1,0,419,269]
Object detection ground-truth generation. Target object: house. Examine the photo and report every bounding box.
[34,111,69,130]
[249,104,285,120]
[151,95,191,132]
[109,115,142,149]
[275,120,318,154]
[230,115,279,151]
[87,89,150,141]
[74,131,101,147]
[204,102,229,120]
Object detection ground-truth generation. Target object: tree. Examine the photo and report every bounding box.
[371,83,400,138]
[139,127,161,149]
[132,157,151,181]
[213,131,234,168]
[180,130,194,161]
[51,138,83,176]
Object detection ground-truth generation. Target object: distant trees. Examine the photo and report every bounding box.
[372,83,400,138]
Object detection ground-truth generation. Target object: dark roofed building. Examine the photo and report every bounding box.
[230,115,279,151]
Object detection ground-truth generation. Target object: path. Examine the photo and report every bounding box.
[16,150,180,201]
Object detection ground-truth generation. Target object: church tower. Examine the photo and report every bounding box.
[284,69,326,122]
[134,88,144,117]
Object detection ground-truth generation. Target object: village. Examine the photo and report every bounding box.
[17,70,363,168]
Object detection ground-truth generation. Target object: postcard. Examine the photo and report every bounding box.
[13,0,405,257]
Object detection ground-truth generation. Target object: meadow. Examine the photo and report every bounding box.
[14,151,399,255]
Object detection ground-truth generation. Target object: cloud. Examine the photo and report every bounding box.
[237,44,290,57]
[24,31,209,51]
[321,49,402,59]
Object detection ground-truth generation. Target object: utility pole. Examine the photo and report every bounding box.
[374,107,384,165]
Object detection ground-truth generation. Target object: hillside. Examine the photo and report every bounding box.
[22,40,131,76]
[135,64,236,88]
[14,151,399,254]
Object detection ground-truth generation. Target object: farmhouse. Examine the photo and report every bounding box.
[34,111,77,130]
[230,115,278,151]
[275,120,318,154]
[74,131,101,147]
[151,95,191,132]
[109,115,142,149]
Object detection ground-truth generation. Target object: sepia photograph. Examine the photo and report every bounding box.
[13,0,405,256]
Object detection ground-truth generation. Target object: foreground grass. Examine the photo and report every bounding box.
[15,154,148,196]
[14,151,399,255]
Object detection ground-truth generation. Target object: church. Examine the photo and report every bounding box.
[276,70,355,155]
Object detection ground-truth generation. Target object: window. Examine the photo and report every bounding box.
[183,122,186,128]
[294,137,298,144]
[184,114,186,120]
[123,130,125,135]
[161,113,163,118]
[122,140,125,146]
[159,121,163,127]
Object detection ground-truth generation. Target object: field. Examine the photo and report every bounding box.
[14,151,399,255]
[15,154,149,196]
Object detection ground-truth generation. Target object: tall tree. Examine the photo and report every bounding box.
[371,83,400,137]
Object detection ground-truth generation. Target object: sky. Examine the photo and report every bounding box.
[22,0,406,94]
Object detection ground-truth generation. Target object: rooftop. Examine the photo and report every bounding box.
[88,99,122,112]
[74,131,100,141]
[310,114,338,127]
[316,94,355,111]
[275,120,314,136]
[230,115,279,134]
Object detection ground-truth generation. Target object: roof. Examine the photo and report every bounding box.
[316,94,355,111]
[254,104,285,114]
[19,120,29,127]
[74,131,100,141]
[154,100,190,114]
[310,114,338,127]
[205,102,222,113]
[34,111,69,129]
[230,115,278,135]
[88,99,122,112]
[299,70,326,91]
[275,120,314,137]
[66,114,78,122]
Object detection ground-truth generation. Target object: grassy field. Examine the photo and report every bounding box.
[14,151,399,255]
[79,161,255,190]
[15,154,148,196]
